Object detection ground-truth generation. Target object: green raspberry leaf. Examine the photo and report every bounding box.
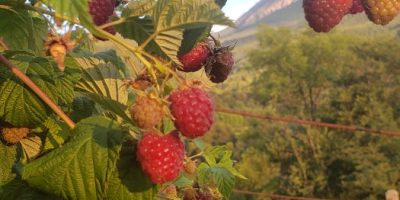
[0,56,58,127]
[40,0,89,22]
[0,142,16,186]
[173,173,193,187]
[197,162,211,185]
[192,139,205,151]
[94,49,128,77]
[72,55,130,122]
[0,176,62,200]
[210,167,235,200]
[20,135,42,163]
[215,151,247,180]
[31,17,48,54]
[71,28,96,52]
[39,0,99,37]
[105,141,158,199]
[154,30,183,64]
[203,145,228,166]
[152,0,234,32]
[69,96,96,122]
[0,8,48,56]
[114,16,170,62]
[42,118,71,152]
[54,57,82,105]
[121,0,156,17]
[22,117,124,200]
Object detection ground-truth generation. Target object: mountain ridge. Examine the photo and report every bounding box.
[234,0,300,29]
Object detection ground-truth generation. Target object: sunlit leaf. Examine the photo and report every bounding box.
[210,167,235,200]
[172,173,193,187]
[72,56,130,122]
[152,0,234,32]
[121,0,156,18]
[0,56,57,127]
[54,57,82,105]
[20,136,42,163]
[0,176,62,200]
[22,117,124,200]
[105,142,158,199]
[0,143,16,186]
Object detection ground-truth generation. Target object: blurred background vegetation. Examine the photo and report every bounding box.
[92,21,400,199]
[205,26,400,200]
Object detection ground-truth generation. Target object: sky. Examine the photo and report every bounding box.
[212,0,261,32]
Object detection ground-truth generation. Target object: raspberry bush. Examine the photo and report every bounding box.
[0,0,245,199]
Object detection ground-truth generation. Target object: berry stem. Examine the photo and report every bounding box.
[97,17,125,30]
[141,51,183,84]
[139,32,158,50]
[158,70,171,96]
[0,54,76,129]
[187,151,204,160]
[132,51,160,90]
[23,4,81,25]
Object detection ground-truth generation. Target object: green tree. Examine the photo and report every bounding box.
[237,25,400,199]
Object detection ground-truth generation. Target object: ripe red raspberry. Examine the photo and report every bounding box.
[1,127,29,144]
[129,96,164,130]
[136,131,185,184]
[205,46,234,83]
[170,87,214,139]
[349,0,364,14]
[362,0,400,25]
[177,42,210,72]
[303,0,353,32]
[88,0,116,26]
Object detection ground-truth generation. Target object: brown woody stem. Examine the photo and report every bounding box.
[0,54,76,129]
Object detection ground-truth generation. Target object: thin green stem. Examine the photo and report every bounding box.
[23,4,81,25]
[139,32,158,50]
[0,54,76,129]
[110,40,140,76]
[98,17,126,30]
[133,51,160,90]
[187,151,204,160]
[141,51,183,83]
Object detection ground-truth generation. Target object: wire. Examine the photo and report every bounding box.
[232,189,336,200]
[215,108,400,137]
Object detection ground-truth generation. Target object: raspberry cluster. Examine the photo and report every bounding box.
[303,0,400,32]
[133,36,236,185]
[177,39,235,84]
[134,84,215,184]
